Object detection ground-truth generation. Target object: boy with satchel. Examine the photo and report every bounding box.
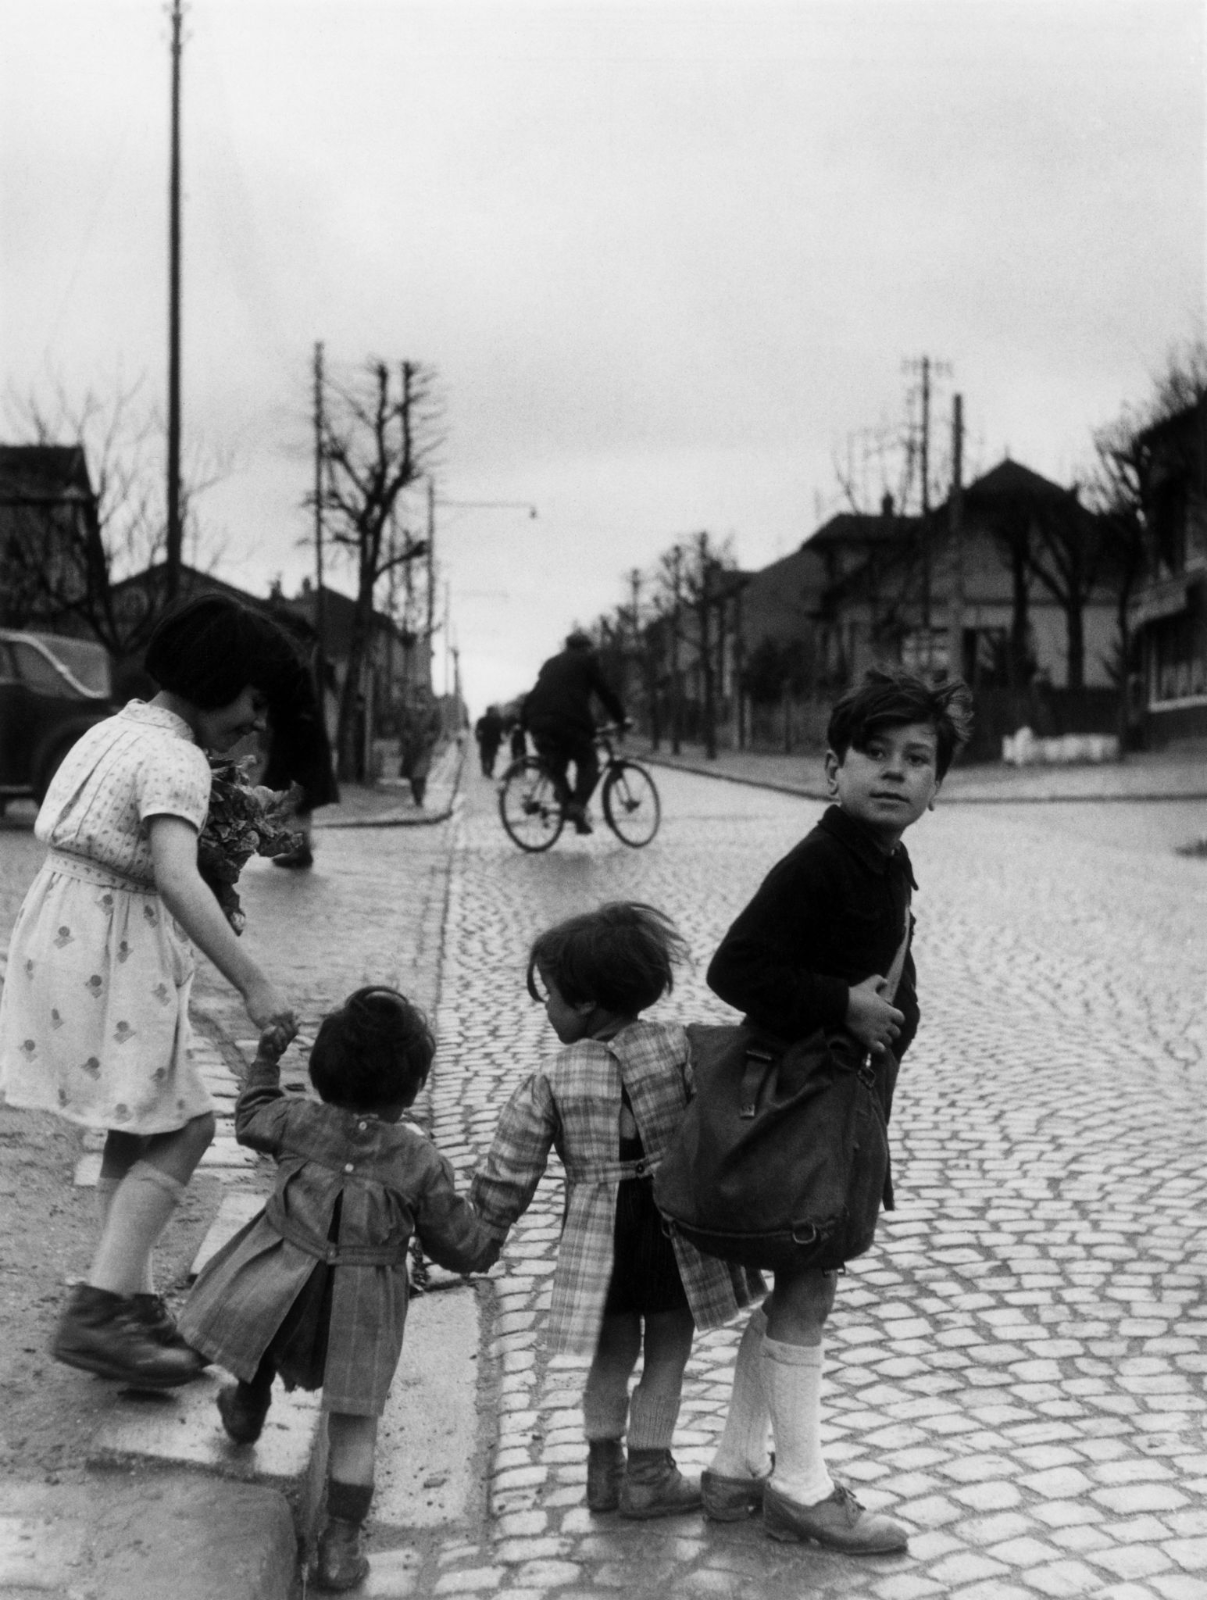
[694,667,971,1554]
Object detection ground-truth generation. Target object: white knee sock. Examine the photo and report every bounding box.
[710,1304,772,1478]
[94,1175,156,1295]
[762,1336,834,1506]
[89,1161,186,1297]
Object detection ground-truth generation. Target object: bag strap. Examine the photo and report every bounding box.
[884,893,913,1003]
[739,1040,780,1120]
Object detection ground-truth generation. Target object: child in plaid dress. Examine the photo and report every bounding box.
[471,903,759,1520]
[179,988,499,1592]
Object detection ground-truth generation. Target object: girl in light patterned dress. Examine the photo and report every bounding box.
[471,903,761,1522]
[0,596,300,1390]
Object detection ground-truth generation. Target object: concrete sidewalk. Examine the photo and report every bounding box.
[636,739,1207,804]
[0,740,473,1600]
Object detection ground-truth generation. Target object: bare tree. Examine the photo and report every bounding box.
[319,359,441,780]
[3,374,228,655]
[1085,337,1207,713]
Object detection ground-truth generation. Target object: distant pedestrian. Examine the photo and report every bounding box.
[179,988,498,1592]
[0,596,299,1391]
[474,705,505,778]
[471,903,759,1519]
[262,655,339,870]
[398,691,443,807]
[700,666,971,1555]
[505,711,527,763]
[522,631,627,833]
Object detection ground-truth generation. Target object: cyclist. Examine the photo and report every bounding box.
[522,632,627,834]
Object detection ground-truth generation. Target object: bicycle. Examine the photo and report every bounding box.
[497,724,661,852]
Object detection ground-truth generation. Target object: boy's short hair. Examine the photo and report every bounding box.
[145,595,300,710]
[527,901,687,1016]
[828,666,973,780]
[309,986,435,1113]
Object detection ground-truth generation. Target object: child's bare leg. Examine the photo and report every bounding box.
[318,1414,376,1590]
[619,1308,701,1519]
[89,1113,215,1295]
[765,1265,836,1345]
[327,1413,378,1486]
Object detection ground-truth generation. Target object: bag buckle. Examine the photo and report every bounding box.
[739,1045,777,1119]
[791,1223,819,1246]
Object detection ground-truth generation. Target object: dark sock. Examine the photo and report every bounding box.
[245,1355,275,1402]
[327,1479,374,1525]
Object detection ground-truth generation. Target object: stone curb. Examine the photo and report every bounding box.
[638,750,1207,805]
[315,740,467,830]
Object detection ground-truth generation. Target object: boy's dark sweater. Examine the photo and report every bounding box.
[706,804,919,1057]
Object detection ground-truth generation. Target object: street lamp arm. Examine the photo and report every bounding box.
[435,498,538,518]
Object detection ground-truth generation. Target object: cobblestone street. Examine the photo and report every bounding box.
[388,767,1207,1600]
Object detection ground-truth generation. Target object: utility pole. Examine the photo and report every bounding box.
[919,356,931,665]
[948,393,965,681]
[628,567,642,718]
[896,353,947,672]
[697,534,718,761]
[165,0,184,602]
[312,341,327,673]
[425,479,436,700]
[669,544,683,755]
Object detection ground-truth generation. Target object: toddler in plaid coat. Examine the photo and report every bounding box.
[181,987,498,1592]
[471,902,759,1520]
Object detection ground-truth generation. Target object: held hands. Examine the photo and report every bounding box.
[845,975,904,1057]
[242,977,297,1043]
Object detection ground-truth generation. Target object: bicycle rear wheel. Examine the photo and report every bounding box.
[498,758,565,851]
[601,760,661,847]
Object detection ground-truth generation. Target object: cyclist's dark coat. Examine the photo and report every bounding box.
[523,648,625,738]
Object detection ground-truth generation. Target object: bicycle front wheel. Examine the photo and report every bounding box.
[601,761,661,847]
[498,758,565,851]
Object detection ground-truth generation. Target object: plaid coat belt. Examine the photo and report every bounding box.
[562,1156,655,1182]
[264,1194,411,1267]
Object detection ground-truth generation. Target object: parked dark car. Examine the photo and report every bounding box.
[0,630,116,809]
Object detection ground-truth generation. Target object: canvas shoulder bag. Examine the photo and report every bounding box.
[652,909,911,1273]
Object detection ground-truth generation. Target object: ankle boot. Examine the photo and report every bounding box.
[130,1293,210,1362]
[618,1448,703,1520]
[217,1381,273,1445]
[586,1438,625,1513]
[314,1519,369,1591]
[52,1284,206,1388]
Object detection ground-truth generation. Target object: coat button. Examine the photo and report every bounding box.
[358,1121,367,1131]
[344,1162,354,1173]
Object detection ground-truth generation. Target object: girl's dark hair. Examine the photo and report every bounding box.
[827,666,974,780]
[144,595,301,710]
[526,902,688,1016]
[308,986,435,1112]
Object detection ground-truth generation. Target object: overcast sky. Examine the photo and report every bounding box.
[3,0,1203,710]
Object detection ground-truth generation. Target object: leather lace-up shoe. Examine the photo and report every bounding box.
[52,1284,206,1389]
[763,1480,908,1554]
[130,1293,210,1363]
[701,1462,773,1521]
[618,1448,702,1519]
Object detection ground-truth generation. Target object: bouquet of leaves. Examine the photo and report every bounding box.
[198,756,304,935]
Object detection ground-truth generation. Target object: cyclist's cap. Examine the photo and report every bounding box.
[565,631,594,651]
